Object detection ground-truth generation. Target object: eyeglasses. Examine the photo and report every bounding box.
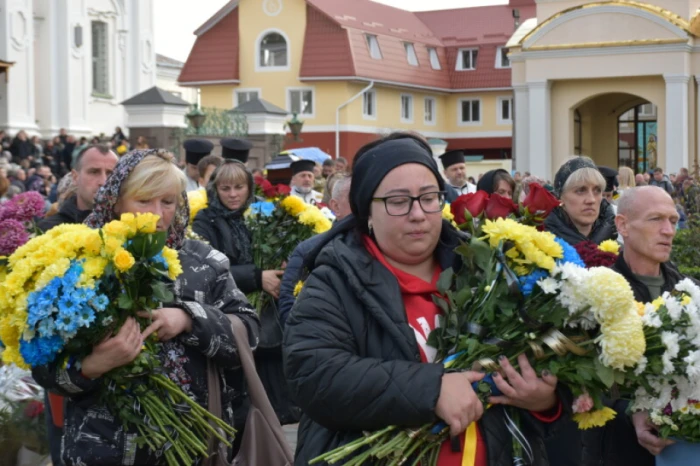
[372,191,446,216]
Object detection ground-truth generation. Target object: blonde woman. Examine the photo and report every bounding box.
[617,166,636,192]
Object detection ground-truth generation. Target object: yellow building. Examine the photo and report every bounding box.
[179,0,534,164]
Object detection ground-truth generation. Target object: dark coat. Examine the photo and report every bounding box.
[37,196,91,232]
[33,240,260,466]
[283,225,569,466]
[544,201,617,246]
[193,206,262,294]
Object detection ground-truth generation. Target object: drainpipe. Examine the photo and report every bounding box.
[336,80,375,159]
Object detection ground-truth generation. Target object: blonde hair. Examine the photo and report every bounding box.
[120,150,186,200]
[212,161,250,188]
[561,165,606,194]
[617,166,636,189]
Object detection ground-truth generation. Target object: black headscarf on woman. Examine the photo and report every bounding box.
[476,169,509,194]
[204,161,256,264]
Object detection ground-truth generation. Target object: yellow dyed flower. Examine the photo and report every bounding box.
[82,230,103,255]
[113,248,136,272]
[119,213,138,235]
[103,220,131,239]
[187,189,208,223]
[293,280,304,297]
[104,236,125,257]
[81,257,109,283]
[281,196,307,217]
[442,204,458,227]
[599,313,646,370]
[682,295,692,306]
[573,407,617,429]
[636,301,646,317]
[651,296,665,311]
[136,212,159,233]
[598,240,620,255]
[162,246,183,280]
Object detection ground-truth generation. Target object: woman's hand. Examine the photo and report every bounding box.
[261,270,284,299]
[81,318,143,379]
[435,371,485,437]
[139,307,193,341]
[632,411,675,455]
[489,354,558,412]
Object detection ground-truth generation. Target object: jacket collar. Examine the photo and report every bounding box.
[613,250,683,302]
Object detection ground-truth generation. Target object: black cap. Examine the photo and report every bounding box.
[220,138,253,163]
[290,159,316,175]
[439,149,466,170]
[598,166,618,193]
[183,139,214,165]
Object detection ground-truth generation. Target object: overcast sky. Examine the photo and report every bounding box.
[154,0,508,62]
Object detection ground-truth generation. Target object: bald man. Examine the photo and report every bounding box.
[609,186,699,459]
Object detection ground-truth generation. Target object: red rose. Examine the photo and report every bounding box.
[24,400,44,418]
[484,193,518,219]
[275,184,291,196]
[451,191,489,224]
[522,183,560,218]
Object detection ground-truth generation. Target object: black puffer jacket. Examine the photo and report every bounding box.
[284,225,569,466]
[544,201,617,246]
[37,196,91,232]
[33,240,260,466]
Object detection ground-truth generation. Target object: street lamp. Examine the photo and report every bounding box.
[186,104,206,135]
[286,113,304,142]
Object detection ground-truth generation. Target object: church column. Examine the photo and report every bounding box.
[513,84,529,174]
[664,74,690,174]
[528,80,552,180]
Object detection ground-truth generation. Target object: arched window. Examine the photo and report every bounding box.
[259,32,287,68]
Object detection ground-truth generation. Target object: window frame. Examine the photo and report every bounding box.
[458,98,482,126]
[428,47,441,70]
[424,97,436,126]
[495,46,511,69]
[366,34,383,60]
[456,48,478,71]
[404,42,419,66]
[286,87,315,118]
[362,90,377,120]
[255,28,291,72]
[233,88,262,108]
[91,20,110,96]
[497,96,513,125]
[400,93,414,123]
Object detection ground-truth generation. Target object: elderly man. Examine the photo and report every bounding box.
[278,175,352,326]
[439,149,476,202]
[608,186,700,460]
[289,159,322,204]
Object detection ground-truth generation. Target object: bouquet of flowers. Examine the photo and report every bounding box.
[0,213,234,466]
[627,279,700,443]
[0,191,45,256]
[574,239,620,268]
[312,218,645,466]
[451,183,560,235]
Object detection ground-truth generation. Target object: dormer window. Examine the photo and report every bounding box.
[456,48,478,71]
[260,32,288,67]
[428,47,441,70]
[404,42,418,66]
[495,46,510,69]
[366,34,382,60]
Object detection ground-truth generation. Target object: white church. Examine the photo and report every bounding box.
[0,0,156,138]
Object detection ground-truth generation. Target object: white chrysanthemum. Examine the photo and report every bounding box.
[554,262,587,282]
[661,331,680,375]
[537,277,560,295]
[665,296,684,322]
[634,356,648,376]
[676,278,700,302]
[641,309,662,328]
[684,350,700,378]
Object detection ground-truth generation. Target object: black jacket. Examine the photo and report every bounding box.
[544,201,617,246]
[33,240,260,466]
[284,225,568,466]
[193,207,262,294]
[37,196,91,232]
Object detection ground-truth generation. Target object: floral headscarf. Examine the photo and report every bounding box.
[84,149,190,249]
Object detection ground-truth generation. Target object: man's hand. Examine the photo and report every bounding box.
[139,307,193,341]
[632,411,674,455]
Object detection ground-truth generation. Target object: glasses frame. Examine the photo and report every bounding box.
[372,191,447,217]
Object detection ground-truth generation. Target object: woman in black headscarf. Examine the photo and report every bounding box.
[284,133,567,466]
[477,169,516,198]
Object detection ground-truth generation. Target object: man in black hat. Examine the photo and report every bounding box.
[183,139,214,192]
[598,166,619,206]
[290,159,322,204]
[439,149,476,202]
[220,138,253,164]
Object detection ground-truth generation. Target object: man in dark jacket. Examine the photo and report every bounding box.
[649,167,674,196]
[279,175,351,326]
[604,185,700,462]
[38,145,117,232]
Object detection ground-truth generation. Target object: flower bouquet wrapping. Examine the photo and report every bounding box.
[0,191,46,256]
[0,213,234,466]
[312,218,645,466]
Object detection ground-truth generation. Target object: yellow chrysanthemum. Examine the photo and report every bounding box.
[81,257,109,283]
[598,313,646,370]
[136,212,159,233]
[573,407,617,430]
[583,268,636,323]
[651,296,665,311]
[187,189,208,223]
[281,195,307,217]
[481,218,562,272]
[598,240,620,255]
[113,248,136,272]
[293,280,304,297]
[104,236,125,257]
[103,220,131,240]
[442,204,458,227]
[162,246,183,280]
[297,206,333,234]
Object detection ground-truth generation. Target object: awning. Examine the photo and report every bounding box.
[266,147,332,170]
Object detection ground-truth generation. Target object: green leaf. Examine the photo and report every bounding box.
[118,293,133,310]
[470,237,493,271]
[595,357,615,388]
[151,281,174,303]
[436,268,454,294]
[143,232,167,259]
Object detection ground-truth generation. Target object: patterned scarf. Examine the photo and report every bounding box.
[84,149,190,249]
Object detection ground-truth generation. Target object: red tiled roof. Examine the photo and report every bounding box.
[299,4,356,78]
[178,5,239,84]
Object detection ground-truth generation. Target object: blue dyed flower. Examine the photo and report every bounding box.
[27,304,52,327]
[55,311,79,335]
[57,294,79,316]
[92,294,109,311]
[519,269,549,296]
[37,317,56,337]
[150,251,169,270]
[76,306,96,328]
[250,201,275,217]
[62,262,83,288]
[554,237,585,268]
[19,335,64,367]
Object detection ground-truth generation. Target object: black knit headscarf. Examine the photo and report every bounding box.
[553,157,597,197]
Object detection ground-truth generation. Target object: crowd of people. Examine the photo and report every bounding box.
[0,125,699,466]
